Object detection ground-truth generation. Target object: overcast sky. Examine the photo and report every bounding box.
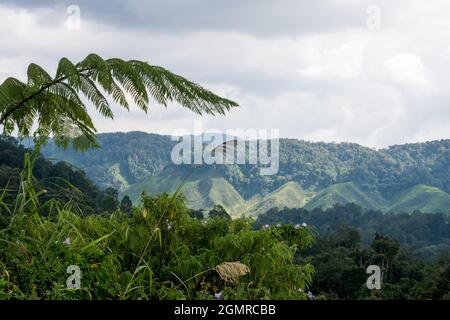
[1,0,450,148]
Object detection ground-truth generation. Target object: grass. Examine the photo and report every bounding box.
[0,154,316,300]
[0,198,315,299]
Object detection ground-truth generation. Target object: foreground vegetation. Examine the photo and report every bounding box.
[0,160,314,299]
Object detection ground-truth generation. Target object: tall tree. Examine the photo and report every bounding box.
[209,204,231,220]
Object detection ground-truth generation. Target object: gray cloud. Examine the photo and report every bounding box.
[1,1,450,148]
[3,0,367,35]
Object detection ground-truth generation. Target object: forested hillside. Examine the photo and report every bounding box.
[41,132,176,191]
[0,136,120,218]
[254,204,450,299]
[41,132,450,215]
[256,203,450,258]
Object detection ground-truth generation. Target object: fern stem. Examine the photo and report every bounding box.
[0,67,92,124]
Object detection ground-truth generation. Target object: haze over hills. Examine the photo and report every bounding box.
[41,131,450,215]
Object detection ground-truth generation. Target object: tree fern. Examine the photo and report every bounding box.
[0,53,238,149]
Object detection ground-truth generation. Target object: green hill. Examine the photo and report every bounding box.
[125,178,311,217]
[304,182,385,211]
[207,178,248,217]
[246,181,312,216]
[122,172,249,217]
[389,185,450,214]
[123,171,182,202]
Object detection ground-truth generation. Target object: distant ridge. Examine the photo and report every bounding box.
[41,132,450,216]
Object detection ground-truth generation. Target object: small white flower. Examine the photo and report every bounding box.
[294,224,301,229]
[302,222,308,228]
[263,224,270,230]
[276,223,282,228]
[214,291,223,300]
[63,238,71,246]
[297,288,303,292]
[307,291,315,299]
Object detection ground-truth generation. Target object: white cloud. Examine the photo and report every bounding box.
[298,41,366,79]
[384,53,429,87]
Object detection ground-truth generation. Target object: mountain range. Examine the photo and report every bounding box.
[41,131,450,216]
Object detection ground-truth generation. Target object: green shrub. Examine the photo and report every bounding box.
[0,184,315,299]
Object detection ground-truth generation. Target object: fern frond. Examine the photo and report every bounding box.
[78,74,113,118]
[0,77,27,109]
[107,58,149,111]
[56,57,81,87]
[0,53,239,149]
[77,53,112,91]
[130,61,238,115]
[27,63,52,87]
